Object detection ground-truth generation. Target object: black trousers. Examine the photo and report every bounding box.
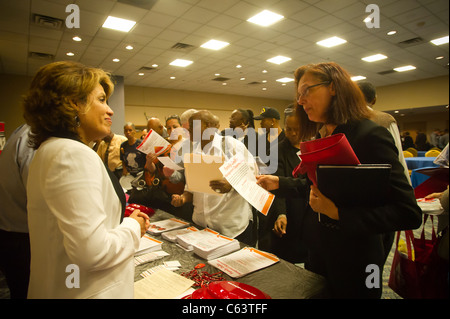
[0,229,30,299]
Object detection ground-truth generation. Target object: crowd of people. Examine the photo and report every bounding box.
[0,60,447,300]
[401,129,449,152]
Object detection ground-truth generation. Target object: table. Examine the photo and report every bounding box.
[134,209,328,299]
[405,157,438,170]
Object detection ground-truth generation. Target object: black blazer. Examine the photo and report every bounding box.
[301,119,422,298]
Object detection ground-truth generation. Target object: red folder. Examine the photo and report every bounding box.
[292,133,360,185]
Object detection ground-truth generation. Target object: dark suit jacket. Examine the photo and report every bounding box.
[302,119,422,298]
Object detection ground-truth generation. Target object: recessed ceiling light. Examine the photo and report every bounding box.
[72,36,82,42]
[222,83,227,86]
[125,45,134,50]
[262,88,267,91]
[394,110,399,113]
[169,59,193,67]
[201,39,229,50]
[394,65,416,72]
[262,70,268,73]
[316,36,347,48]
[138,73,144,76]
[262,80,267,83]
[351,75,367,81]
[152,64,158,68]
[102,16,136,32]
[387,30,397,35]
[430,35,449,45]
[276,77,294,83]
[112,58,120,62]
[240,77,246,81]
[236,65,242,68]
[66,52,74,56]
[435,56,444,60]
[267,55,291,65]
[362,54,387,62]
[247,10,284,27]
[170,76,176,80]
[215,73,221,76]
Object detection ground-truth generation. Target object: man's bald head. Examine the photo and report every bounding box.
[147,117,164,136]
[188,110,219,146]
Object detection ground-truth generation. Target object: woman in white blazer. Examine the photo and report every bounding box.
[23,61,150,298]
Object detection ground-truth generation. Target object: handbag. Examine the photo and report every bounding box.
[388,214,449,299]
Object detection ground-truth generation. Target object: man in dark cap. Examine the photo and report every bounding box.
[253,107,285,251]
[253,107,285,171]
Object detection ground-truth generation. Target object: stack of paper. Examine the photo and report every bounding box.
[135,235,163,256]
[417,198,444,215]
[147,218,189,235]
[134,250,169,266]
[208,247,280,278]
[176,228,240,260]
[176,228,215,251]
[134,268,194,299]
[193,233,240,260]
[161,226,199,242]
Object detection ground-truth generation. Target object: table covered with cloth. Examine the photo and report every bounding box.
[405,157,438,170]
[133,209,327,299]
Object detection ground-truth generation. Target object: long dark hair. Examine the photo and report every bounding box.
[294,62,371,141]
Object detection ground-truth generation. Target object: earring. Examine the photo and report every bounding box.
[75,115,81,128]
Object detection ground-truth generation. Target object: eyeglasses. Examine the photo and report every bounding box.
[297,81,331,103]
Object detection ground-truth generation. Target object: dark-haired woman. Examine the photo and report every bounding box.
[294,62,421,298]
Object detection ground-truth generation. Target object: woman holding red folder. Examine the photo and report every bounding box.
[294,62,422,298]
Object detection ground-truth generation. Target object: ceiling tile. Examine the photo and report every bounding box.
[0,0,447,100]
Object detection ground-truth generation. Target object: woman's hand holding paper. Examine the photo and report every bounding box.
[309,185,339,220]
[256,175,279,191]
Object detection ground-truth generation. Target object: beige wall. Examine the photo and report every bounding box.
[0,74,32,139]
[376,75,449,111]
[123,85,293,132]
[1,73,448,140]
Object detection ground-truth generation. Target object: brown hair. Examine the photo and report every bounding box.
[294,62,371,141]
[23,61,114,149]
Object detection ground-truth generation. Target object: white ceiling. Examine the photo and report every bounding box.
[0,0,448,100]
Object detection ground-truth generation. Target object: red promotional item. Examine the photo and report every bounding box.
[188,281,271,299]
[208,281,271,299]
[124,203,155,218]
[293,133,360,185]
[189,287,216,299]
[413,167,449,198]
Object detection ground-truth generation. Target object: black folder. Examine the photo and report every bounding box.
[316,164,392,207]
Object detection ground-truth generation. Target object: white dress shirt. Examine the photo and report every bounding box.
[189,133,257,238]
